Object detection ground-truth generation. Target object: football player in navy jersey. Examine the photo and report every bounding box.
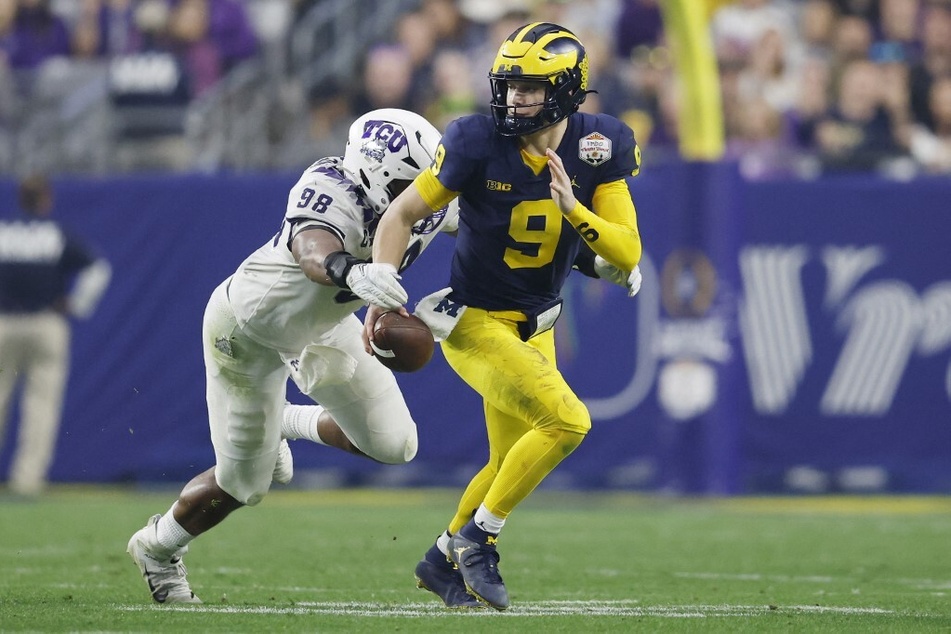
[363,23,643,610]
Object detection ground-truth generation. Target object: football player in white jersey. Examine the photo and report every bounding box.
[126,109,459,605]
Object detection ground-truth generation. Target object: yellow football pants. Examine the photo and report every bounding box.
[441,306,589,532]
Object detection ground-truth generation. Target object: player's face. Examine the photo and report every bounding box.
[506,80,547,118]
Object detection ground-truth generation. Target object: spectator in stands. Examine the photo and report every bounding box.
[876,0,922,62]
[166,0,259,98]
[530,0,622,38]
[620,43,678,152]
[710,0,797,67]
[302,77,352,156]
[727,95,801,178]
[799,0,840,59]
[130,0,172,50]
[106,1,190,113]
[424,48,477,130]
[351,44,416,114]
[421,0,479,51]
[0,174,111,497]
[789,54,833,148]
[815,58,906,171]
[909,1,951,130]
[578,25,638,119]
[830,12,874,71]
[394,10,439,110]
[0,2,15,110]
[71,0,143,59]
[3,0,70,69]
[908,74,951,171]
[737,28,801,113]
[276,76,352,169]
[460,5,532,109]
[0,1,17,58]
[873,40,914,147]
[614,0,664,60]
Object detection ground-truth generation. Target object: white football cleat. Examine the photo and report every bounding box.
[272,438,294,485]
[127,515,201,604]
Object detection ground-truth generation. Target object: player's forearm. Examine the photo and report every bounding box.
[292,227,342,286]
[564,202,641,272]
[373,184,433,267]
[299,256,334,285]
[373,216,413,268]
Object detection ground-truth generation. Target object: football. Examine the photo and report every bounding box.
[370,311,434,372]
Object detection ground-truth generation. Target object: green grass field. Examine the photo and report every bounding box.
[1,487,949,632]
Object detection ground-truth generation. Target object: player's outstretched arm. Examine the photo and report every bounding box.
[292,227,345,286]
[373,183,434,268]
[362,183,438,343]
[292,226,407,310]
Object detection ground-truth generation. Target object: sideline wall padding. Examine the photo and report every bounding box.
[0,166,948,493]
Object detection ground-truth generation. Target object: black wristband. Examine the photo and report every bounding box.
[323,251,365,289]
[572,245,599,279]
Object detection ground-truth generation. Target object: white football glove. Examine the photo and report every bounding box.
[346,262,408,310]
[594,255,642,298]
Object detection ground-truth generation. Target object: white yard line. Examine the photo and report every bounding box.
[674,571,836,583]
[118,600,904,618]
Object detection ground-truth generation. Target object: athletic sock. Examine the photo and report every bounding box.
[436,529,451,556]
[155,509,195,556]
[282,404,328,445]
[458,507,504,545]
[472,504,505,535]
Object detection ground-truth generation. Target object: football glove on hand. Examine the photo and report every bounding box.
[346,262,408,310]
[594,255,643,297]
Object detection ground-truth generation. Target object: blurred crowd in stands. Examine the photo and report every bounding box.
[0,0,258,97]
[1,0,951,178]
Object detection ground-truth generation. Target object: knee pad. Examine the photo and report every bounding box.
[365,430,418,465]
[215,463,270,507]
[534,393,591,436]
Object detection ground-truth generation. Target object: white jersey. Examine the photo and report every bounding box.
[227,157,457,354]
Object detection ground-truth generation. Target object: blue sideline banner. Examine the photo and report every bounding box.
[739,177,951,493]
[0,167,948,493]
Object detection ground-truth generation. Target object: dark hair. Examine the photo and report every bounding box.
[18,174,52,214]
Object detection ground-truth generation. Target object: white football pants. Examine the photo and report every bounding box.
[203,281,417,505]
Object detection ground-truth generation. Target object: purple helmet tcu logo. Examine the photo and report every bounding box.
[359,121,408,163]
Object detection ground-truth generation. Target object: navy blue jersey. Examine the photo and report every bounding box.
[434,113,638,311]
[0,218,96,313]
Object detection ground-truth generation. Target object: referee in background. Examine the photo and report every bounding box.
[0,174,111,497]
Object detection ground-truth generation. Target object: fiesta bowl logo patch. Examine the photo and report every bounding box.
[578,132,612,166]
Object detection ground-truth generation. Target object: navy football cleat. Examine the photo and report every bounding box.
[448,532,509,610]
[414,557,484,609]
